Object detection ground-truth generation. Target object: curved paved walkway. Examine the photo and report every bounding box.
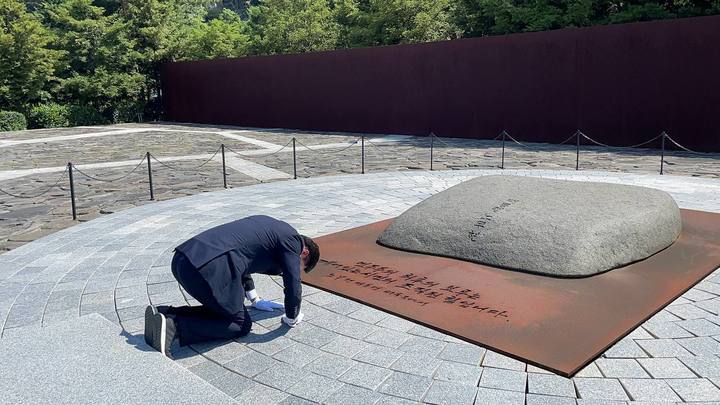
[1,169,720,404]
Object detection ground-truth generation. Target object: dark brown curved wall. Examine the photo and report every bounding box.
[161,15,720,152]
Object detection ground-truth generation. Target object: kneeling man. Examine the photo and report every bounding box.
[144,215,320,357]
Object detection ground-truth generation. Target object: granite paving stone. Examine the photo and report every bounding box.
[677,337,720,356]
[338,361,394,390]
[525,394,578,405]
[376,396,422,405]
[377,371,433,401]
[277,396,316,405]
[595,359,650,378]
[474,387,526,405]
[574,378,630,401]
[677,355,720,377]
[252,362,305,391]
[635,339,694,357]
[320,335,369,357]
[1,160,720,403]
[208,369,255,398]
[285,373,344,403]
[433,360,483,386]
[364,328,411,349]
[352,343,405,367]
[677,318,720,336]
[478,367,527,392]
[528,373,577,397]
[390,351,442,377]
[642,322,694,339]
[666,378,720,401]
[603,338,649,358]
[422,380,477,405]
[347,306,390,324]
[226,351,280,378]
[191,341,251,364]
[637,357,696,378]
[666,304,714,320]
[376,316,417,332]
[481,350,527,371]
[323,384,383,405]
[273,343,323,368]
[188,360,229,380]
[408,325,449,341]
[303,352,354,378]
[289,325,339,348]
[437,342,485,365]
[619,379,681,402]
[233,382,289,405]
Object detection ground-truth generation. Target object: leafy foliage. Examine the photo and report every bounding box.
[182,9,250,60]
[249,0,340,54]
[28,102,70,128]
[45,0,145,119]
[0,110,27,131]
[0,0,718,129]
[0,0,60,111]
[68,104,107,125]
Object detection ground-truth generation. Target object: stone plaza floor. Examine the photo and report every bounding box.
[1,167,720,404]
[1,123,718,253]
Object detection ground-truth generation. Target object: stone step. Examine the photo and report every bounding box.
[0,313,235,404]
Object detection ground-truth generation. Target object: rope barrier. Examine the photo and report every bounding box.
[72,155,146,182]
[664,134,704,154]
[430,133,461,148]
[558,132,579,145]
[580,132,665,149]
[294,138,360,154]
[504,133,533,148]
[225,139,293,158]
[365,137,427,166]
[150,146,222,171]
[0,167,68,199]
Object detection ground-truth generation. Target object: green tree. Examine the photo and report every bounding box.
[118,0,212,117]
[0,0,59,111]
[248,0,341,55]
[181,8,250,60]
[45,0,144,118]
[342,0,459,46]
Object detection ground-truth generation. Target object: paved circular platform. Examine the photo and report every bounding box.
[2,169,720,404]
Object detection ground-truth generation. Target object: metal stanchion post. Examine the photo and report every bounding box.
[221,144,228,188]
[361,136,365,174]
[430,133,434,171]
[146,152,154,201]
[576,130,580,171]
[68,162,77,220]
[660,131,666,175]
[292,138,297,179]
[501,131,506,169]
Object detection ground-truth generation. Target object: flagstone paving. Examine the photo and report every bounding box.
[2,123,719,253]
[1,169,720,404]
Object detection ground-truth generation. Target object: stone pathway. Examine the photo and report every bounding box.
[1,123,718,254]
[1,169,720,404]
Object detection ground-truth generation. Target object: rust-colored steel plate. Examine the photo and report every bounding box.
[302,209,720,377]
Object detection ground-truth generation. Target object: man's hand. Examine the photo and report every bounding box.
[253,299,284,312]
[281,312,304,327]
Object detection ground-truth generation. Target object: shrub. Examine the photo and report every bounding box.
[0,111,27,131]
[112,100,144,123]
[29,103,70,128]
[68,105,108,126]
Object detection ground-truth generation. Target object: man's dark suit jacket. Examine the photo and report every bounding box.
[175,215,303,319]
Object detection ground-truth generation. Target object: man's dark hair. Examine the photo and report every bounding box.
[301,235,320,272]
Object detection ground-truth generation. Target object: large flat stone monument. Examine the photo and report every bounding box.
[377,175,682,277]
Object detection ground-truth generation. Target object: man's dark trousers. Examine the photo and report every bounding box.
[165,251,252,346]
